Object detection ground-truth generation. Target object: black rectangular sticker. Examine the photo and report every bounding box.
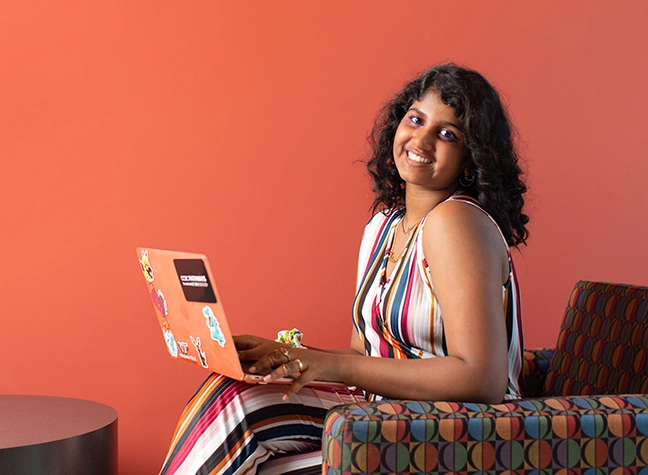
[173,259,217,303]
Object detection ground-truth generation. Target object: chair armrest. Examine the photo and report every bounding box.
[523,348,554,397]
[322,394,648,474]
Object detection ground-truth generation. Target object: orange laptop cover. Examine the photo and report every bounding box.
[137,248,250,380]
[137,247,345,387]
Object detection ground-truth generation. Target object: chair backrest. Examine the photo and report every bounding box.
[543,280,648,397]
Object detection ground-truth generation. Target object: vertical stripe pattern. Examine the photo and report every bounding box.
[352,196,524,401]
[160,196,524,474]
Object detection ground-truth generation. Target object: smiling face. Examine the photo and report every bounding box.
[392,90,468,198]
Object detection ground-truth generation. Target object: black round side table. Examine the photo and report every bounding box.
[0,395,118,475]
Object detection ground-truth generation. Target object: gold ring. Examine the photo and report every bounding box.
[281,364,289,377]
[274,348,290,363]
[294,358,305,373]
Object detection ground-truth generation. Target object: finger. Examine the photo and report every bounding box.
[250,349,290,374]
[260,357,304,382]
[277,357,302,377]
[261,363,292,382]
[235,341,259,352]
[282,373,312,401]
[234,335,270,350]
[237,349,260,361]
[293,358,305,374]
[248,356,270,374]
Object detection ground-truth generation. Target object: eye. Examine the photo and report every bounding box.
[407,115,424,126]
[439,129,458,142]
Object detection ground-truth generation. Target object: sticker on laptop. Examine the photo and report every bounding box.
[139,250,155,283]
[151,288,168,316]
[163,324,178,358]
[177,341,197,362]
[203,306,226,347]
[190,336,208,368]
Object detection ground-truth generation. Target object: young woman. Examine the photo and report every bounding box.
[160,63,529,475]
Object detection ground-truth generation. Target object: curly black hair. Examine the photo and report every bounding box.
[367,63,529,247]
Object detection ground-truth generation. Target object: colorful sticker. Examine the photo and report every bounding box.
[163,327,178,358]
[177,341,197,362]
[202,306,226,347]
[139,250,154,283]
[151,288,168,316]
[190,336,208,368]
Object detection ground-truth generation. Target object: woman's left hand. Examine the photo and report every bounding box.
[250,347,342,400]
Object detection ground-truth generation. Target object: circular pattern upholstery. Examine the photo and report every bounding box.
[324,395,648,474]
[544,281,648,397]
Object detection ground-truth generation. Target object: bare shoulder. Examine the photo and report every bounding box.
[424,199,499,242]
[422,199,508,281]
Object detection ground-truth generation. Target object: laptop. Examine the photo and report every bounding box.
[137,247,343,386]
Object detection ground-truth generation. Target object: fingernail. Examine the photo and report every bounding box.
[282,394,289,401]
[263,375,271,382]
[249,366,256,373]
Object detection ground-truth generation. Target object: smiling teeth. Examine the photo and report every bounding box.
[407,151,431,164]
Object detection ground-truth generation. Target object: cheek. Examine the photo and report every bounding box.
[392,125,408,156]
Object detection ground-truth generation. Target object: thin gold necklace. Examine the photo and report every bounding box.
[388,216,419,263]
[400,216,417,235]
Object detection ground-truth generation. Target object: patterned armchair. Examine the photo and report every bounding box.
[322,280,648,474]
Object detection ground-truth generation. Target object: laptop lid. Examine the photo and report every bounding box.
[137,247,347,388]
[137,247,248,380]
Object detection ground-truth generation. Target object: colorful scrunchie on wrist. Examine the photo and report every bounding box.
[276,328,306,348]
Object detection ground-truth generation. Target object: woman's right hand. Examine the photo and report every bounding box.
[234,334,287,369]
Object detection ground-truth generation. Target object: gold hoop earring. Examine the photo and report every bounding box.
[459,173,475,188]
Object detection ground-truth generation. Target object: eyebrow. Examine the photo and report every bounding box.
[409,107,462,131]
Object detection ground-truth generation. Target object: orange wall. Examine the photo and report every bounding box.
[1,2,647,473]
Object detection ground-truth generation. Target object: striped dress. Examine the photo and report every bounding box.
[159,375,364,474]
[352,195,524,401]
[159,195,524,474]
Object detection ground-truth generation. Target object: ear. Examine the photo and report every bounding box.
[462,152,476,174]
[460,153,472,174]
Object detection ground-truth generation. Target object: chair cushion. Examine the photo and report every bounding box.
[322,395,648,474]
[543,280,648,397]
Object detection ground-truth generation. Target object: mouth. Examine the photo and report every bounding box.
[406,150,432,164]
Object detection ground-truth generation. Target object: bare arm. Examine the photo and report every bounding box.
[234,331,363,367]
[253,201,511,402]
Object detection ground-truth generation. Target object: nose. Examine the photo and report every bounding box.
[411,128,435,152]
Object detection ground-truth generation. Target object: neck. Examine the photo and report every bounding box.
[402,184,458,222]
